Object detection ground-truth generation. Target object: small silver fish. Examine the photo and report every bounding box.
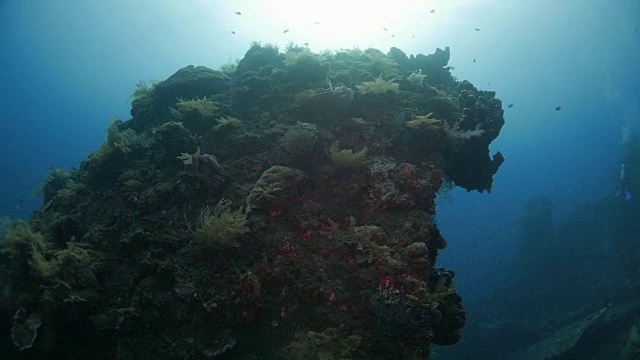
[235,11,241,15]
[283,29,289,33]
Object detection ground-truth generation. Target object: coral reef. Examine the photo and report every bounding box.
[247,166,306,211]
[281,123,318,160]
[194,199,249,248]
[170,97,218,120]
[356,76,400,94]
[214,115,244,131]
[328,142,368,167]
[283,327,362,359]
[0,43,506,358]
[11,307,40,351]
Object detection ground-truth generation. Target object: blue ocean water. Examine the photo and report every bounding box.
[1,0,639,357]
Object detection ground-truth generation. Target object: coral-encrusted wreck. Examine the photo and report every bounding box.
[0,44,504,359]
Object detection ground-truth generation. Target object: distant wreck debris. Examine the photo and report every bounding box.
[0,43,506,358]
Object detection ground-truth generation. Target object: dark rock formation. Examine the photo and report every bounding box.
[0,43,506,359]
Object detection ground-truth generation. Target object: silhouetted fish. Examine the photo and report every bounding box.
[474,28,480,31]
[283,29,289,33]
[615,187,631,200]
[231,31,236,34]
[430,9,435,13]
[314,22,320,25]
[473,58,476,63]
[555,106,562,111]
[235,11,241,15]
[507,104,514,108]
[383,27,388,31]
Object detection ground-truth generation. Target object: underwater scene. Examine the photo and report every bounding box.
[1,0,639,359]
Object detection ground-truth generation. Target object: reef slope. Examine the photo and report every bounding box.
[0,44,505,359]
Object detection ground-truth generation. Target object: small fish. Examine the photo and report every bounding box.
[412,34,415,38]
[430,9,435,13]
[303,42,309,46]
[474,28,480,31]
[283,29,289,33]
[231,31,236,34]
[555,106,562,111]
[507,104,514,108]
[235,11,241,15]
[314,21,320,25]
[383,27,388,31]
[391,34,395,38]
[473,58,476,63]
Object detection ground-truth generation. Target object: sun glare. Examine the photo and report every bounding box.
[217,0,450,50]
